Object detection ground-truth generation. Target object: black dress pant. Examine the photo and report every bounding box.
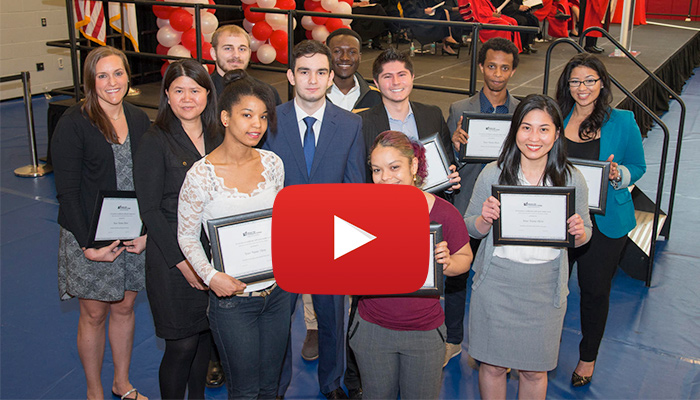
[506,11,540,47]
[568,217,628,362]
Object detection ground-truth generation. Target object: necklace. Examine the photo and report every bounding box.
[109,111,123,121]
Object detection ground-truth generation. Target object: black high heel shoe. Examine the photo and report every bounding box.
[571,371,592,387]
[442,46,458,56]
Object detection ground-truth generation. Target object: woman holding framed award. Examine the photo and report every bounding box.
[349,130,473,399]
[177,70,290,399]
[556,53,646,387]
[464,94,592,399]
[133,59,221,399]
[51,46,149,400]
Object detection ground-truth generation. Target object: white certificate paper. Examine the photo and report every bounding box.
[423,140,450,190]
[465,119,511,158]
[218,218,272,279]
[575,164,603,208]
[94,197,142,241]
[500,193,567,240]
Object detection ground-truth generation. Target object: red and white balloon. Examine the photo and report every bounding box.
[303,0,352,43]
[241,0,296,64]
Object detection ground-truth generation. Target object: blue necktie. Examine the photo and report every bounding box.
[303,116,316,176]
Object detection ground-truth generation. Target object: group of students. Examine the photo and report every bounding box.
[52,23,644,400]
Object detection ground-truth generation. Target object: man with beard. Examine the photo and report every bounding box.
[263,40,365,400]
[326,28,382,114]
[209,25,283,105]
[443,37,520,368]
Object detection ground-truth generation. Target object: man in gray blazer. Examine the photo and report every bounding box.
[444,37,520,367]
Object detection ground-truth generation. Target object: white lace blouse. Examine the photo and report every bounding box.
[177,149,284,290]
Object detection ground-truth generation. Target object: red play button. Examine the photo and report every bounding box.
[271,184,429,295]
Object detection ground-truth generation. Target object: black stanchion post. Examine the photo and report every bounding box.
[14,72,53,178]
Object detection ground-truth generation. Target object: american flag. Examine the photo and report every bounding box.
[74,0,106,46]
[109,2,140,52]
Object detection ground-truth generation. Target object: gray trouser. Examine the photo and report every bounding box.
[349,313,446,399]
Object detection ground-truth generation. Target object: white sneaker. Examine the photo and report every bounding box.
[443,342,462,367]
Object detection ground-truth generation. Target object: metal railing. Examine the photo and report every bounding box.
[0,72,53,177]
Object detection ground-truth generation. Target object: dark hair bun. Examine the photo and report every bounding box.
[223,69,249,86]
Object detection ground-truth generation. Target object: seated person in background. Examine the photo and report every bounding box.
[351,1,390,48]
[326,28,382,114]
[532,0,574,38]
[458,0,523,52]
[401,0,460,55]
[491,0,541,54]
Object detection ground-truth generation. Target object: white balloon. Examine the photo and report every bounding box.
[249,36,264,51]
[301,15,317,30]
[257,0,276,7]
[156,18,170,29]
[320,0,338,12]
[167,44,192,62]
[157,25,183,48]
[241,0,257,4]
[333,2,351,14]
[311,25,330,42]
[266,12,287,29]
[243,19,256,33]
[200,11,219,34]
[341,17,352,25]
[257,44,277,64]
[203,32,214,42]
[292,17,297,30]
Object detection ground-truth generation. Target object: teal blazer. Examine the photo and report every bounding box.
[564,108,646,239]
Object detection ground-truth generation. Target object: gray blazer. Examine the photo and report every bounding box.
[464,162,593,307]
[447,92,520,215]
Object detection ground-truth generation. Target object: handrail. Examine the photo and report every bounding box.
[1,71,53,177]
[542,37,671,287]
[53,0,539,100]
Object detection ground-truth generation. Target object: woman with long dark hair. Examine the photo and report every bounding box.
[465,94,592,399]
[51,46,150,400]
[133,59,221,399]
[556,53,646,387]
[177,69,290,399]
[349,130,473,399]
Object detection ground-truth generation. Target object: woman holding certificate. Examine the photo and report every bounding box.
[51,46,149,400]
[177,70,289,399]
[464,94,592,399]
[556,53,646,387]
[133,59,221,399]
[350,130,473,399]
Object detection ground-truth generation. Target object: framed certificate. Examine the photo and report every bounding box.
[207,209,274,284]
[492,185,575,247]
[87,190,143,248]
[570,158,610,215]
[459,112,512,163]
[420,133,453,194]
[390,223,444,296]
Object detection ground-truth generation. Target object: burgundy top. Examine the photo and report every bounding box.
[358,196,469,331]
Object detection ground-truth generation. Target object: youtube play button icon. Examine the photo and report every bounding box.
[272,184,429,295]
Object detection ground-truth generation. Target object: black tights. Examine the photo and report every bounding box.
[160,331,211,400]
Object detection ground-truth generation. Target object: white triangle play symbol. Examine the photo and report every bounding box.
[334,215,377,260]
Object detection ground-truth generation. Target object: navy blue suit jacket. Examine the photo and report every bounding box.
[263,100,366,186]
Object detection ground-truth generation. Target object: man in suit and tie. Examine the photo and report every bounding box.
[263,40,365,400]
[443,37,520,367]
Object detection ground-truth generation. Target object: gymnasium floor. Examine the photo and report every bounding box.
[2,51,700,400]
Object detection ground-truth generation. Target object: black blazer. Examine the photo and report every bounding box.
[52,102,150,248]
[359,101,455,181]
[133,120,222,268]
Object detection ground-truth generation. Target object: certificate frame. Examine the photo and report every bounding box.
[87,190,143,248]
[459,112,512,163]
[207,208,274,284]
[492,185,575,247]
[420,133,453,194]
[569,158,610,215]
[389,223,444,297]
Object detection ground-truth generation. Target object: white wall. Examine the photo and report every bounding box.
[0,0,73,100]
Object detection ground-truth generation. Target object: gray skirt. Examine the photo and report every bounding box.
[467,254,566,371]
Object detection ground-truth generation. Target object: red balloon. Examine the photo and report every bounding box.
[305,30,314,39]
[244,7,266,23]
[269,30,288,51]
[205,64,215,74]
[251,52,260,64]
[161,62,169,77]
[252,21,273,41]
[190,41,214,59]
[325,18,343,32]
[304,0,315,10]
[156,44,169,55]
[277,0,296,9]
[275,46,289,64]
[169,9,193,32]
[208,0,216,14]
[181,28,204,52]
[311,11,328,25]
[153,5,175,19]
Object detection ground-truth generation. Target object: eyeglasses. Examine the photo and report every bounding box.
[568,78,601,87]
